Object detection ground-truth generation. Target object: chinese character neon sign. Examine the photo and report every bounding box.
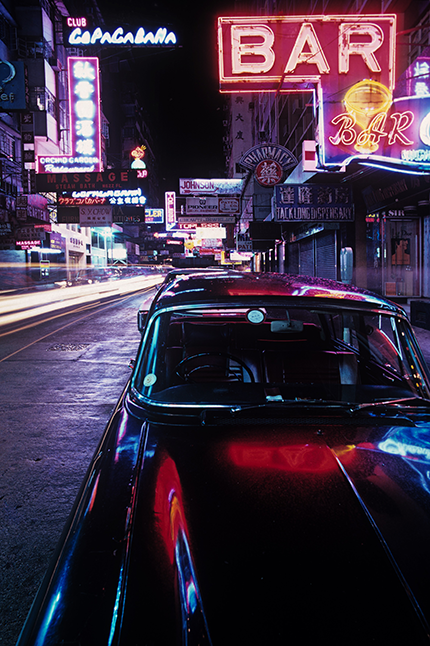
[68,57,102,170]
[37,57,102,174]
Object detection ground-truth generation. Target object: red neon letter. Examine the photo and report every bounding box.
[339,23,384,74]
[285,23,330,74]
[231,25,275,74]
[329,113,357,146]
[387,111,414,146]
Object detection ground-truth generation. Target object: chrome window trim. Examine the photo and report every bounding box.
[130,301,417,409]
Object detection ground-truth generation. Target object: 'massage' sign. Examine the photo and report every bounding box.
[35,170,138,192]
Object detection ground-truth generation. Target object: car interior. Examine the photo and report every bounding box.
[136,305,429,404]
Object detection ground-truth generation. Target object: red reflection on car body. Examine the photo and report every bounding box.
[229,442,339,473]
[154,456,189,563]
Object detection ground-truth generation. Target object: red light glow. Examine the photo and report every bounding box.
[228,442,337,473]
[154,456,189,563]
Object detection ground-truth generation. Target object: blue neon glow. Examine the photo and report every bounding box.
[378,426,430,462]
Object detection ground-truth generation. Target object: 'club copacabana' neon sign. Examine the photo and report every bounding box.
[68,26,177,46]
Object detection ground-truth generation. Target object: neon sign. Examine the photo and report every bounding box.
[71,188,146,206]
[58,196,107,206]
[218,15,399,170]
[38,156,100,173]
[328,93,430,172]
[218,15,395,92]
[68,57,102,170]
[145,208,164,224]
[37,57,102,174]
[68,26,177,47]
[130,146,148,176]
[66,17,87,28]
[165,191,176,230]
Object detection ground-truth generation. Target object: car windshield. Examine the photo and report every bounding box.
[133,304,430,407]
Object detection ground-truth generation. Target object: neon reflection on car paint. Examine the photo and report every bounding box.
[378,426,430,463]
[153,456,212,642]
[154,456,189,564]
[228,442,340,473]
[378,426,430,493]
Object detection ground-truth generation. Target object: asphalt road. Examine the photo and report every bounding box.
[2,283,430,646]
[0,286,158,646]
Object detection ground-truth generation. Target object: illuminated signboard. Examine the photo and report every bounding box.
[218,15,398,170]
[68,57,101,170]
[179,178,243,195]
[0,61,27,111]
[58,196,108,206]
[274,184,354,222]
[186,197,219,215]
[37,57,102,173]
[80,204,112,227]
[35,170,138,192]
[67,25,177,47]
[71,188,146,205]
[165,191,176,230]
[363,95,430,171]
[145,208,164,224]
[239,144,298,186]
[185,197,241,215]
[178,215,236,224]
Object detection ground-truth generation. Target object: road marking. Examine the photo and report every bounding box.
[0,287,153,362]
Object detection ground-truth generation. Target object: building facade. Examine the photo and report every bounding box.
[224,0,430,298]
[0,0,158,290]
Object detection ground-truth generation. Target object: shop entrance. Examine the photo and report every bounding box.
[383,218,420,297]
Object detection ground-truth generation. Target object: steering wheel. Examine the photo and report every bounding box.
[175,352,255,383]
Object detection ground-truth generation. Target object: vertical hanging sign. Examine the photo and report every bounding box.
[68,56,102,172]
[165,191,176,230]
[37,57,103,173]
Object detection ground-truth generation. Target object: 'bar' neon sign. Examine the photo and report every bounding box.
[218,15,398,170]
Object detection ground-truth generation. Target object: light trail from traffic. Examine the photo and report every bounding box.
[0,274,163,329]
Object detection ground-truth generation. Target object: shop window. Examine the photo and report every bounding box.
[383,218,420,297]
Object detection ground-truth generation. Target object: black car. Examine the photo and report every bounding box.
[17,272,430,645]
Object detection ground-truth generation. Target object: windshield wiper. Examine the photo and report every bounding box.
[199,396,429,426]
[351,396,430,414]
[199,399,351,424]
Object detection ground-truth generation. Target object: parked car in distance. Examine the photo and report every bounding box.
[17,272,430,645]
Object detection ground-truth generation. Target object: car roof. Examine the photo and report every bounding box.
[151,271,405,315]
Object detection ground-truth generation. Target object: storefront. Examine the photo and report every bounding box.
[286,225,338,280]
[366,209,421,298]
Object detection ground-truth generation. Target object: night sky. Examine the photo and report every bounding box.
[97,0,238,192]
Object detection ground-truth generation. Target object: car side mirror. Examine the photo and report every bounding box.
[137,310,148,333]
